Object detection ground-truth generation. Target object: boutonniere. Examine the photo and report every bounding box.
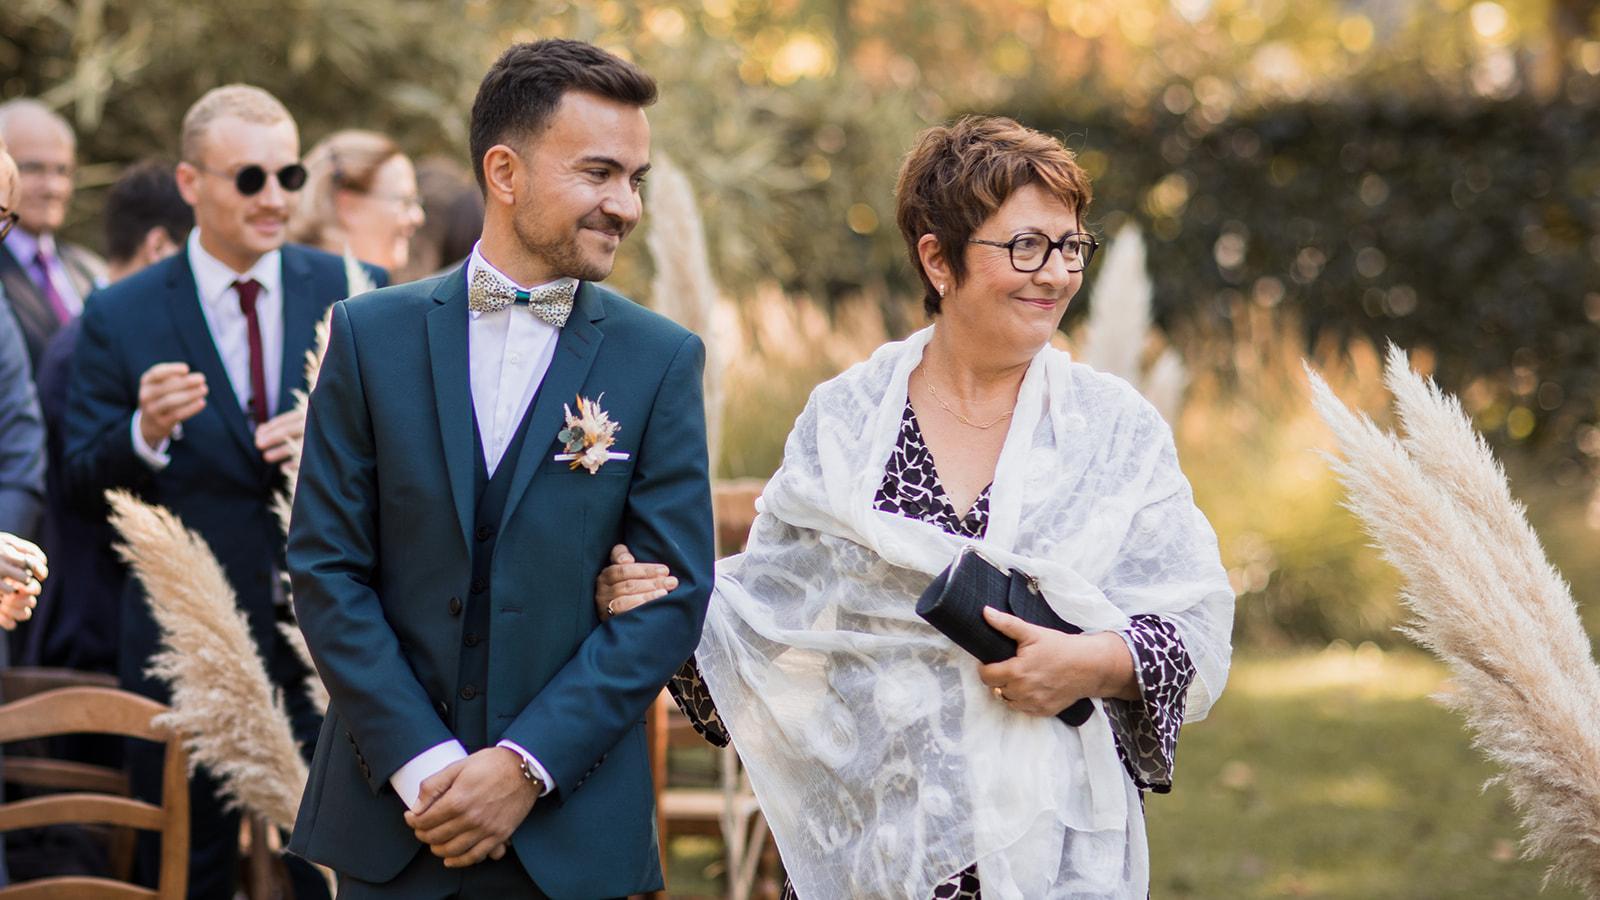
[554,393,631,474]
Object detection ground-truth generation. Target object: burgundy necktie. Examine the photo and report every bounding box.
[234,279,270,426]
[32,249,73,324]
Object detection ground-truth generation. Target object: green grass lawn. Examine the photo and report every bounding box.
[667,646,1576,898]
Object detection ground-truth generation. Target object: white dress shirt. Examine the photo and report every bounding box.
[388,243,569,809]
[132,229,284,467]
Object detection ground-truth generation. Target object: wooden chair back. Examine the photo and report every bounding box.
[0,686,188,900]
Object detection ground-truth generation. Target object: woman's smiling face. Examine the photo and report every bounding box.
[934,182,1085,362]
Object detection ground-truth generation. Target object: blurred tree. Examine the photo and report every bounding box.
[5,0,1597,462]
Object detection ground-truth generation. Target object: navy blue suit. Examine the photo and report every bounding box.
[286,267,714,898]
[23,319,123,676]
[62,243,384,899]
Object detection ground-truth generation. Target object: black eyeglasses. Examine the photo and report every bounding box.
[968,231,1100,273]
[193,162,308,196]
[0,206,17,243]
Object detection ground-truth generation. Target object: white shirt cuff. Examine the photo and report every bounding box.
[495,739,555,796]
[390,739,468,811]
[129,411,174,470]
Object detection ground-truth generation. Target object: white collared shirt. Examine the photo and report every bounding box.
[389,242,567,807]
[4,228,88,317]
[466,243,569,476]
[131,229,285,467]
[187,227,285,418]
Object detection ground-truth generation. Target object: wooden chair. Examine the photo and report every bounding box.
[0,668,136,882]
[0,685,189,899]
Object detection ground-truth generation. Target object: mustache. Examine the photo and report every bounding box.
[579,212,628,236]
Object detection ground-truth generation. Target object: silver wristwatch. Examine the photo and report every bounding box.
[516,755,546,794]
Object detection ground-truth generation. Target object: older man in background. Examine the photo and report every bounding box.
[0,100,105,372]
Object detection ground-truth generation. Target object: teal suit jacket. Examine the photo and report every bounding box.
[286,266,714,897]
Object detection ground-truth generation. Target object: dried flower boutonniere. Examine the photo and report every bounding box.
[554,394,630,474]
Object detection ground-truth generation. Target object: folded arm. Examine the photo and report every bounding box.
[500,333,715,798]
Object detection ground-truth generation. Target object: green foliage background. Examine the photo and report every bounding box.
[5,0,1599,650]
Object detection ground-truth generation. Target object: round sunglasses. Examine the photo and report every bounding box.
[192,162,308,196]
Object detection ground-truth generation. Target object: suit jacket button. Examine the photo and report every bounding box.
[436,700,450,718]
[464,633,480,648]
[470,576,488,595]
[475,524,494,541]
[460,684,478,700]
[448,596,463,616]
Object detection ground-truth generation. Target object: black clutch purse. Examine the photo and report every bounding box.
[916,546,1095,726]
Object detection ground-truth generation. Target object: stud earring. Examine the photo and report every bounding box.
[937,283,947,297]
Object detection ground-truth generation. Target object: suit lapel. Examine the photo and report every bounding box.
[426,265,475,552]
[0,245,57,362]
[498,282,606,533]
[277,246,322,415]
[163,249,258,464]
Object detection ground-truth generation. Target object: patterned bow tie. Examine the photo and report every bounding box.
[467,266,577,327]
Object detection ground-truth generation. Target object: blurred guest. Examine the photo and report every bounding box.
[101,160,193,282]
[290,129,423,275]
[0,133,44,891]
[402,154,482,280]
[0,100,106,371]
[63,84,382,900]
[0,139,45,542]
[23,159,193,677]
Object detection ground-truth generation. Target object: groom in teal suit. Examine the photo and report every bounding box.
[287,41,714,898]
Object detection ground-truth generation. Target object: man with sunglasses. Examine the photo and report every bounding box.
[0,100,107,374]
[63,84,384,900]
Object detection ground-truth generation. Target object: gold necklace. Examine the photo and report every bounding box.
[921,366,1014,430]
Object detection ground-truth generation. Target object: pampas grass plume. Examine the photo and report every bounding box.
[1079,223,1187,422]
[647,154,724,461]
[106,490,307,832]
[1310,349,1600,896]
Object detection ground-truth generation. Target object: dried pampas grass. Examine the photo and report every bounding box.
[269,304,337,714]
[1077,223,1187,422]
[1311,345,1600,896]
[279,620,329,716]
[647,154,724,461]
[106,490,307,832]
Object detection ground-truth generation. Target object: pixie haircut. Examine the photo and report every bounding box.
[180,84,294,164]
[894,115,1092,316]
[468,39,657,193]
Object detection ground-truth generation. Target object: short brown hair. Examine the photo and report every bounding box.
[894,116,1092,315]
[468,40,657,193]
[181,85,295,163]
[291,129,405,247]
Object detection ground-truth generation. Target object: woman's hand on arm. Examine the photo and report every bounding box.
[976,607,1139,717]
[594,543,679,621]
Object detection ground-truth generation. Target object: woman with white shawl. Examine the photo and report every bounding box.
[599,116,1233,899]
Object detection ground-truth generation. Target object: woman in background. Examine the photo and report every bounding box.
[290,129,424,277]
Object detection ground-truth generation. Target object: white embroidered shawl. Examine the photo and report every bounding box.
[697,326,1234,899]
